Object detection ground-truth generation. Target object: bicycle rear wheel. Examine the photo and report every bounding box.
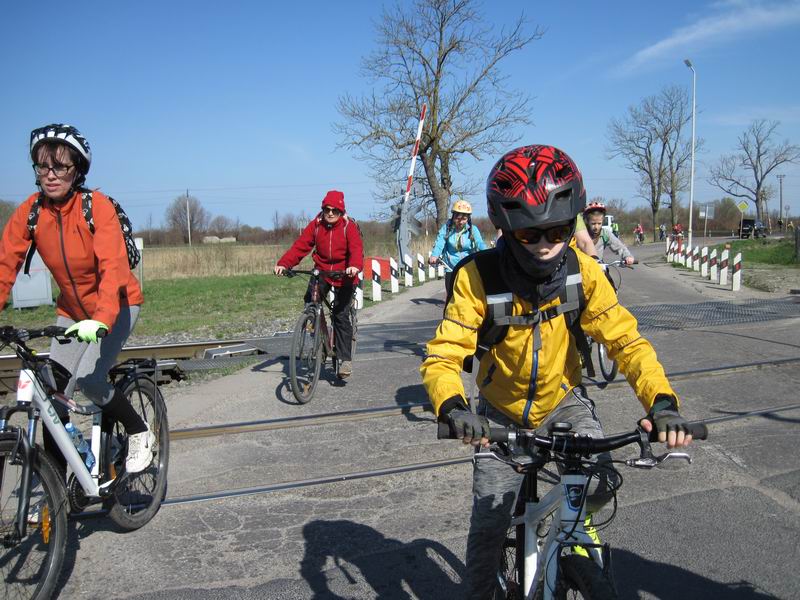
[0,437,68,600]
[597,343,618,382]
[289,310,323,403]
[104,375,169,531]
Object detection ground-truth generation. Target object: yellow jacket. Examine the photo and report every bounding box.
[420,249,677,427]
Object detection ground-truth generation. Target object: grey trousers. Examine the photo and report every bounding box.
[463,389,617,600]
[49,305,140,408]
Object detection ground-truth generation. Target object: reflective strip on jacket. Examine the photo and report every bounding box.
[420,249,677,427]
[0,190,143,329]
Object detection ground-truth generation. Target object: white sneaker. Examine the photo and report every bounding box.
[126,427,156,473]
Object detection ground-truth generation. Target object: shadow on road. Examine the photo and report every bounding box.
[300,519,462,599]
[612,548,777,599]
[394,384,432,423]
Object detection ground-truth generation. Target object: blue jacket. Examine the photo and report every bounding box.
[430,221,487,269]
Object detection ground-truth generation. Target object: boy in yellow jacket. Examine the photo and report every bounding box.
[420,145,692,599]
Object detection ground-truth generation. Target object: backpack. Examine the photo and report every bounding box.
[445,246,595,377]
[23,191,141,276]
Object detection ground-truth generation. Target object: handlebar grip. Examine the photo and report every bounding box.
[436,421,510,443]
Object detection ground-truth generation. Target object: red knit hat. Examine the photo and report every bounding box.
[321,190,345,212]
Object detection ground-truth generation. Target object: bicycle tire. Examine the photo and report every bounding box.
[0,437,68,600]
[543,555,617,600]
[494,522,524,600]
[597,343,618,382]
[105,376,169,531]
[289,310,323,404]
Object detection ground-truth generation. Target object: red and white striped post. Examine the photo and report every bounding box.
[709,249,718,282]
[700,247,708,278]
[732,252,742,291]
[719,248,729,286]
[693,246,700,272]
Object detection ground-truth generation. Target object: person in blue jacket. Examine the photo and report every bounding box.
[428,200,487,288]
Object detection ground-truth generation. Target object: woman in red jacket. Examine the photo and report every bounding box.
[0,124,153,474]
[274,190,364,378]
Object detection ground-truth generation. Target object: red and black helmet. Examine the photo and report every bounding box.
[487,145,586,231]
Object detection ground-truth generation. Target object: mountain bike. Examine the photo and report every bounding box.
[0,325,169,600]
[285,269,358,404]
[585,260,635,383]
[438,419,707,599]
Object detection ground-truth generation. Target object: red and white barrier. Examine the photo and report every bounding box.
[389,257,399,293]
[692,247,700,272]
[719,249,729,286]
[732,252,742,291]
[709,249,718,282]
[371,258,382,301]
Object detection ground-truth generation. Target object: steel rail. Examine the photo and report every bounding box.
[170,355,800,441]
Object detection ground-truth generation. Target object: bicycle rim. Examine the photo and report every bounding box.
[105,377,169,531]
[553,555,617,600]
[495,523,524,600]
[0,438,68,600]
[289,310,323,403]
[597,344,618,382]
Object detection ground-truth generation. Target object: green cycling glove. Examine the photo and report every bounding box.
[65,320,109,343]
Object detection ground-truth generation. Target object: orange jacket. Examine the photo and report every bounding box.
[0,190,143,329]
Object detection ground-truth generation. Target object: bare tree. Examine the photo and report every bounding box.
[708,119,800,223]
[607,86,696,241]
[334,0,543,227]
[165,195,210,243]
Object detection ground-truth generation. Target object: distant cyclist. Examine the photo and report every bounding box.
[0,124,153,474]
[583,202,635,265]
[274,190,364,379]
[634,223,645,245]
[428,199,487,288]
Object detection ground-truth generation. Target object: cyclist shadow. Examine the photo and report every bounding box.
[394,384,434,423]
[612,548,777,599]
[54,517,112,598]
[300,519,462,599]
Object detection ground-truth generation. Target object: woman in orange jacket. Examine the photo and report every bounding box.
[0,124,153,474]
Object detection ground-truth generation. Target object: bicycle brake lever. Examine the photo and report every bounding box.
[626,452,692,469]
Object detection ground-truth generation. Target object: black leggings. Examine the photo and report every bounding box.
[305,280,355,361]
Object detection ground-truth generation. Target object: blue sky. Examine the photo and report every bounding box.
[1,0,799,229]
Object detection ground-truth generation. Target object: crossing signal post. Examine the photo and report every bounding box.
[392,201,424,276]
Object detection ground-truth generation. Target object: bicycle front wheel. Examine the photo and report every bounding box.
[494,522,524,600]
[0,437,68,600]
[597,343,618,382]
[289,310,323,404]
[105,375,169,531]
[548,555,617,600]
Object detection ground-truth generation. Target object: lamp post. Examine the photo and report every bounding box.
[684,59,696,249]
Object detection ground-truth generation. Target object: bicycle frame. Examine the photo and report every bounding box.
[308,275,335,357]
[481,454,602,599]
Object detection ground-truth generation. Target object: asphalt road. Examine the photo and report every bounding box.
[54,243,800,600]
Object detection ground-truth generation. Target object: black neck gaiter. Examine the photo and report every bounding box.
[497,235,570,305]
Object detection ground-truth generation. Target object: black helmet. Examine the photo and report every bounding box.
[30,124,92,174]
[487,145,586,231]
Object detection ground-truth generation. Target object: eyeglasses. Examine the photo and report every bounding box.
[33,163,74,178]
[452,212,469,219]
[322,207,341,215]
[512,223,573,245]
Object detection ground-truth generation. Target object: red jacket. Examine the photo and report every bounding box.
[277,214,364,286]
[0,190,143,329]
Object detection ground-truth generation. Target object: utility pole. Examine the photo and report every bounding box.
[777,174,785,232]
[185,189,192,246]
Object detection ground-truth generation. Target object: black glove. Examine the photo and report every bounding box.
[446,409,491,441]
[647,395,689,436]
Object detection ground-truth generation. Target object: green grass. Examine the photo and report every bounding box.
[713,238,799,266]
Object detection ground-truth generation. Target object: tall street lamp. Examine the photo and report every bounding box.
[685,59,696,250]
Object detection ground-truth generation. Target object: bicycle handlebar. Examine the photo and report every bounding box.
[284,268,349,279]
[436,421,708,454]
[0,325,106,345]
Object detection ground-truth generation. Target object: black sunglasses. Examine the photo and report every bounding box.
[512,223,573,245]
[322,207,341,215]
